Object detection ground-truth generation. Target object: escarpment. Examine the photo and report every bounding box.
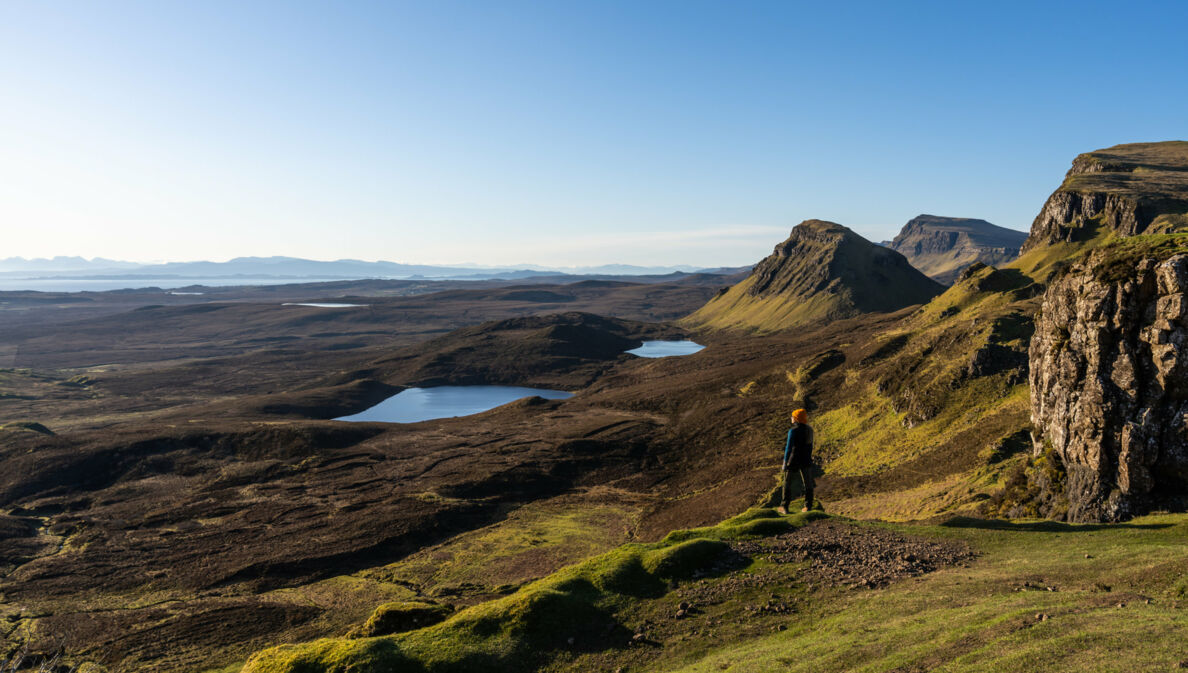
[1030,248,1188,521]
[1022,141,1188,252]
[686,220,943,331]
[1021,142,1188,521]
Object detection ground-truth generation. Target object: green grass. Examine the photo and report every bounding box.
[238,509,1188,673]
[1085,233,1188,282]
[683,276,853,333]
[358,497,641,597]
[663,514,1188,673]
[350,601,453,638]
[815,383,1029,480]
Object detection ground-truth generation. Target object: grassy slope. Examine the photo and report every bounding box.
[906,246,984,283]
[668,514,1188,673]
[683,276,850,333]
[797,263,1036,519]
[235,508,1188,673]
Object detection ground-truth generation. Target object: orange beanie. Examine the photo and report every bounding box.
[791,408,808,424]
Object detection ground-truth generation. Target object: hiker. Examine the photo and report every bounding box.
[778,408,815,514]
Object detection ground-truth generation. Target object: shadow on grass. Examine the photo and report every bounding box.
[940,516,1175,532]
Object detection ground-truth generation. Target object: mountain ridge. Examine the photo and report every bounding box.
[886,214,1027,284]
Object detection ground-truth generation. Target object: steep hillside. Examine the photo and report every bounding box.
[887,215,1027,284]
[685,220,943,331]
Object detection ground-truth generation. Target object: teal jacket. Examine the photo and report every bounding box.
[782,423,814,469]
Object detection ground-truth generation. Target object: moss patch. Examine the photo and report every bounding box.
[349,601,453,638]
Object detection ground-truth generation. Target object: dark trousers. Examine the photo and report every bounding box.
[781,465,814,509]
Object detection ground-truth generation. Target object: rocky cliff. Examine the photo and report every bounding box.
[1022,141,1188,252]
[887,215,1027,284]
[685,220,943,331]
[1031,245,1188,521]
[1024,141,1188,521]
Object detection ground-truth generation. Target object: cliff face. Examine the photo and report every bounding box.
[1031,250,1188,521]
[1022,141,1188,252]
[1023,142,1188,521]
[686,220,943,331]
[888,215,1027,284]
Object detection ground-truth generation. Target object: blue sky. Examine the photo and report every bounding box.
[2,1,1185,267]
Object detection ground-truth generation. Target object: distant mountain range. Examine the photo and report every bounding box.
[0,256,740,281]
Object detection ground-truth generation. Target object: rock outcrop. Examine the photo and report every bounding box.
[685,220,943,331]
[1022,141,1188,252]
[1031,250,1188,521]
[887,215,1027,284]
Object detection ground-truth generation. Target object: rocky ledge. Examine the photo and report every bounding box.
[1022,141,1188,252]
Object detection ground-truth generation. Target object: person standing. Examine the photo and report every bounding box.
[778,408,815,514]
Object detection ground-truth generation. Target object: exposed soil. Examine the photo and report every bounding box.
[734,519,975,590]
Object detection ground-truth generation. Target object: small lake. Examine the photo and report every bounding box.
[626,340,705,358]
[336,386,573,423]
[282,302,366,308]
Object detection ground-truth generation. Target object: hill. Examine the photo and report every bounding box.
[886,215,1027,284]
[685,220,943,331]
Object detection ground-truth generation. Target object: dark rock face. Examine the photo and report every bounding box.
[1025,190,1153,251]
[1030,253,1188,521]
[1022,142,1188,252]
[887,215,1027,284]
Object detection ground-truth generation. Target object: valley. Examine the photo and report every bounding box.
[4,141,1188,672]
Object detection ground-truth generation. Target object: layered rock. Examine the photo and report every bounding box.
[1030,249,1188,521]
[1022,141,1188,252]
[685,220,943,331]
[887,215,1027,284]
